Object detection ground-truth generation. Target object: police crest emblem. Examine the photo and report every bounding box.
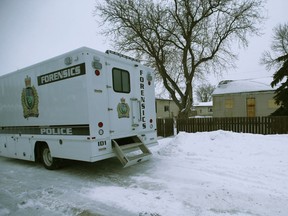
[21,76,39,118]
[117,97,130,118]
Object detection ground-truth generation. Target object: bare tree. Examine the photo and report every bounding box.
[261,23,288,69]
[95,0,265,117]
[195,83,216,102]
[261,23,288,115]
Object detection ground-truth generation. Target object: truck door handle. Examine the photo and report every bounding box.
[138,100,141,122]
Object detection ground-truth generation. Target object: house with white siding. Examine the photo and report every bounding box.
[155,98,179,118]
[193,101,213,117]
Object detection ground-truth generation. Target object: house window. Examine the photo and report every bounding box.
[209,108,213,112]
[225,99,233,109]
[164,105,170,112]
[112,68,130,93]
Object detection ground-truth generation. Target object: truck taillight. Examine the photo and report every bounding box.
[150,119,154,128]
[95,70,100,76]
[98,122,104,135]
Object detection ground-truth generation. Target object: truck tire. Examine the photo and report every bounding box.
[41,145,60,170]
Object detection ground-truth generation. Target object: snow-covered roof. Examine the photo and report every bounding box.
[194,101,213,107]
[213,77,276,95]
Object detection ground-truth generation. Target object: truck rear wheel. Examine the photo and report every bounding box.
[41,145,60,170]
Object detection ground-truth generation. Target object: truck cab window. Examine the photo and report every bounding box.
[112,68,130,93]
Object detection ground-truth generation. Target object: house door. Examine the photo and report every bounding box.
[246,98,255,117]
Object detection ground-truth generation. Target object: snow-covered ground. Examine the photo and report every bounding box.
[1,130,288,216]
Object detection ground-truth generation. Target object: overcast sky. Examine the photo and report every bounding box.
[0,0,287,84]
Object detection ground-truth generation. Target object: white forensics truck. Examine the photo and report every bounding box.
[0,47,157,169]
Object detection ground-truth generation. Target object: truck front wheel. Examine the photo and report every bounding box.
[41,145,60,170]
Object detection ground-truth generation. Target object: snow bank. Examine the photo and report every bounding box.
[154,131,288,215]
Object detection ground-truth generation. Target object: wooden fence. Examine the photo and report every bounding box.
[157,118,174,137]
[177,117,288,134]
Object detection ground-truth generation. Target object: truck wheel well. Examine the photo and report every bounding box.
[34,141,48,162]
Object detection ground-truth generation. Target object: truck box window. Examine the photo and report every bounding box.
[112,68,130,93]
